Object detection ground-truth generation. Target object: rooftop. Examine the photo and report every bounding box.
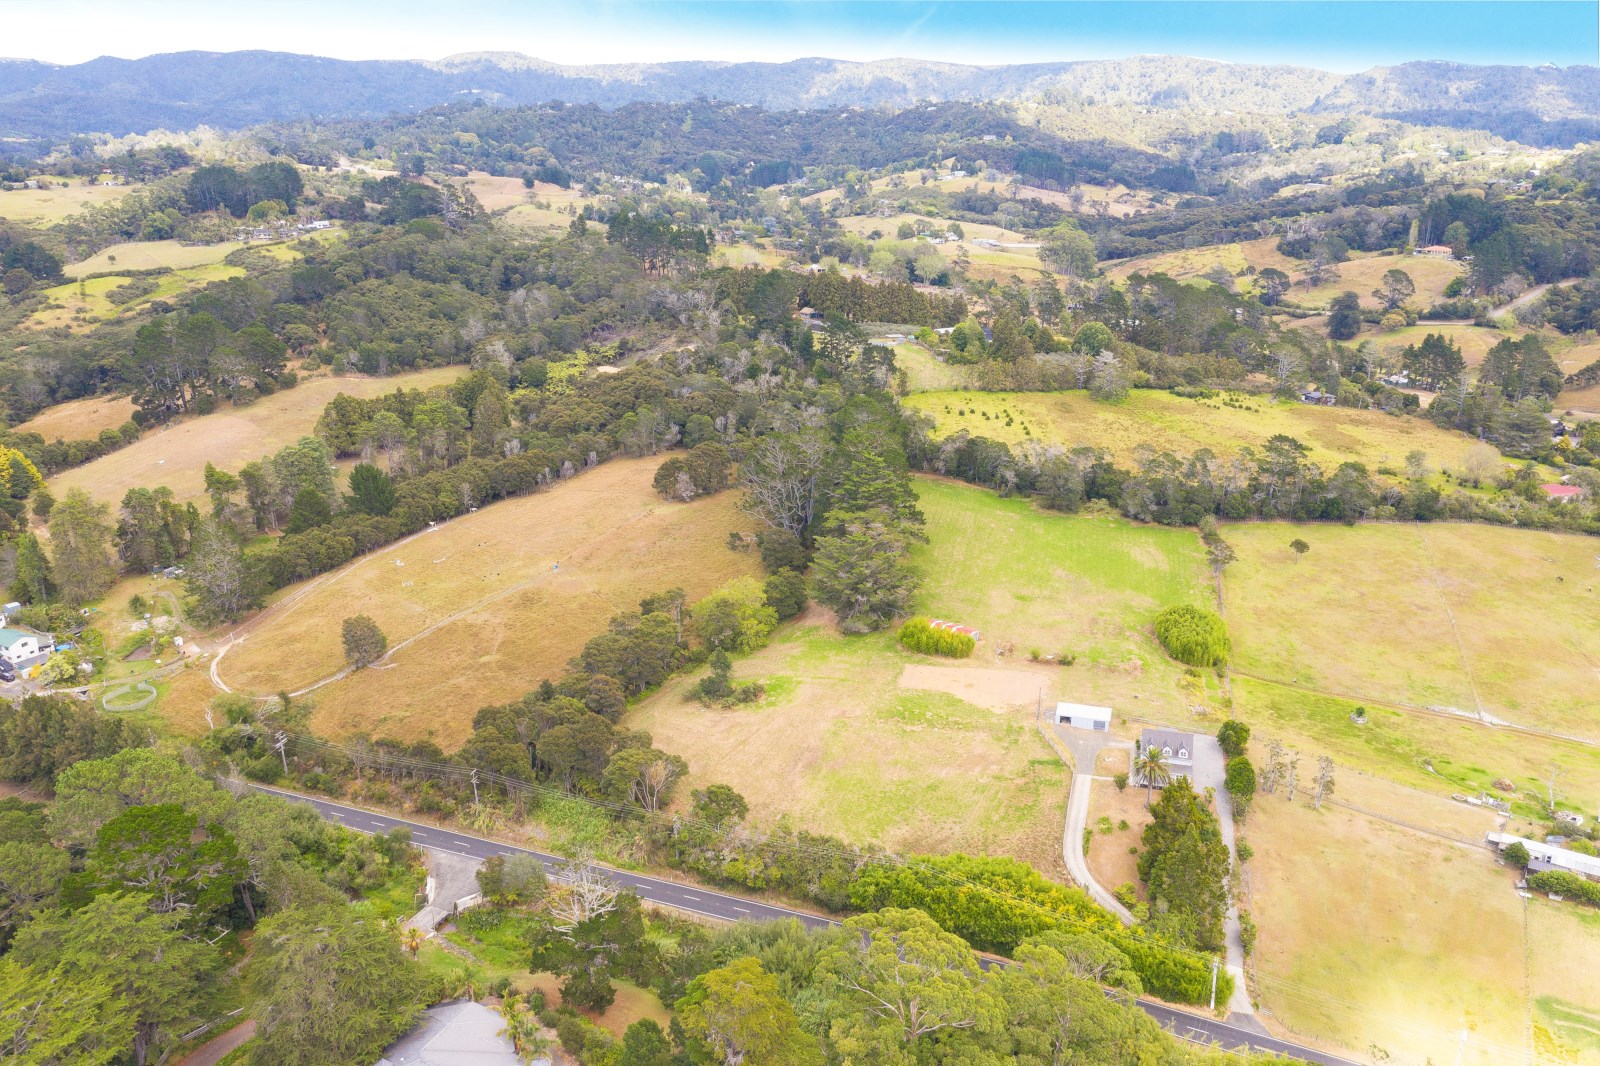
[376,1000,542,1066]
[1542,484,1583,498]
[1140,727,1195,762]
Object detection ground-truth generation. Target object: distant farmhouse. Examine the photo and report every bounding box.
[1134,727,1194,786]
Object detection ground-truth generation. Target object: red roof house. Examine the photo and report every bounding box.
[1542,484,1584,501]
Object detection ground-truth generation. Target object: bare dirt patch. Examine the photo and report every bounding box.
[898,663,1053,712]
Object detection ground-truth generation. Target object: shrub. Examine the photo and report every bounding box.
[1236,839,1254,863]
[1503,841,1530,869]
[1216,719,1250,757]
[898,617,976,658]
[1528,870,1600,907]
[1152,605,1231,667]
[1113,772,1128,791]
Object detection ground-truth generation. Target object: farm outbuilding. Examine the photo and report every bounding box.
[1055,702,1112,731]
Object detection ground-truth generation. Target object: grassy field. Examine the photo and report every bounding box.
[903,388,1485,473]
[1105,238,1298,290]
[28,264,246,331]
[710,243,792,269]
[626,478,1211,866]
[893,342,967,393]
[220,457,763,747]
[1225,522,1600,740]
[500,182,602,232]
[1367,322,1507,369]
[1528,900,1600,1065]
[1247,797,1531,1066]
[13,394,138,438]
[63,239,244,277]
[832,213,1046,282]
[1296,252,1465,311]
[49,366,465,506]
[0,179,136,225]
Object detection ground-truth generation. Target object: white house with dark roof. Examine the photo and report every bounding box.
[1134,727,1194,786]
[0,627,51,672]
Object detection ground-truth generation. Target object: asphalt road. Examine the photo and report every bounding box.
[257,785,1358,1066]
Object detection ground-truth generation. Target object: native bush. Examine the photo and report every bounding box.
[898,616,976,658]
[1152,605,1230,667]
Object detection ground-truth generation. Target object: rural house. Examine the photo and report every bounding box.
[1542,483,1584,502]
[1055,702,1112,731]
[376,1000,544,1066]
[0,627,50,672]
[1134,727,1194,786]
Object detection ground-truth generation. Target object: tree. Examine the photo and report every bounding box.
[1289,537,1310,562]
[346,463,397,516]
[809,511,918,633]
[184,518,253,624]
[1327,291,1362,341]
[0,956,130,1065]
[476,853,549,904]
[1070,321,1114,356]
[1040,222,1096,279]
[11,532,54,604]
[80,803,244,930]
[678,956,823,1066]
[617,1018,674,1066]
[50,749,230,848]
[342,615,388,669]
[1375,268,1415,311]
[1256,267,1290,306]
[692,577,779,652]
[818,908,999,1060]
[285,486,331,534]
[762,569,807,621]
[47,489,116,603]
[1504,841,1531,869]
[1135,746,1169,806]
[1137,778,1230,951]
[1225,756,1257,815]
[248,905,425,1066]
[1216,720,1251,759]
[1312,756,1336,810]
[12,894,217,1066]
[1089,351,1129,402]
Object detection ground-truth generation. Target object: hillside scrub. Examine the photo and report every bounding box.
[898,616,976,657]
[1153,605,1231,667]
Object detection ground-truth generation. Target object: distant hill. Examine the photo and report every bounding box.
[0,50,1595,146]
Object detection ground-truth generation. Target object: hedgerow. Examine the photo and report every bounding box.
[898,616,975,658]
[1152,604,1230,667]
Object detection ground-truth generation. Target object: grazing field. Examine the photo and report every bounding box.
[13,394,138,438]
[893,342,967,393]
[626,478,1211,865]
[1295,251,1464,311]
[1528,900,1600,1065]
[1105,238,1298,289]
[903,388,1484,472]
[1369,322,1505,367]
[0,179,136,225]
[1224,522,1600,739]
[27,264,246,331]
[49,366,465,505]
[1552,335,1600,418]
[710,243,792,269]
[456,171,533,212]
[63,239,244,277]
[833,213,1046,281]
[1247,797,1531,1066]
[220,457,762,747]
[500,183,603,232]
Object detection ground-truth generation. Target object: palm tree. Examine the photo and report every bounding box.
[1136,746,1170,806]
[400,925,424,957]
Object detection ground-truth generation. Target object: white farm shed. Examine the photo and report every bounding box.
[1055,702,1112,731]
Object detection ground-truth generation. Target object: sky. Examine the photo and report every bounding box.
[2,1,1596,71]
